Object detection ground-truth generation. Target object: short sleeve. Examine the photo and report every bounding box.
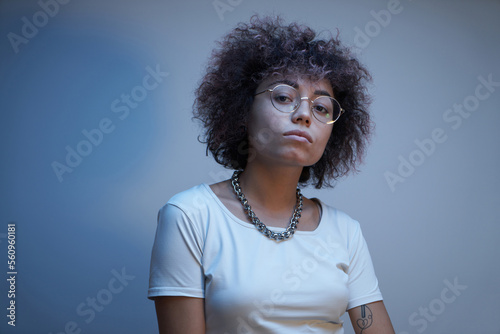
[148,203,205,299]
[346,222,383,310]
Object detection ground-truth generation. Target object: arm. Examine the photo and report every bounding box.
[149,204,206,333]
[154,296,205,334]
[348,301,395,334]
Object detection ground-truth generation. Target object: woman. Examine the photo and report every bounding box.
[148,16,395,334]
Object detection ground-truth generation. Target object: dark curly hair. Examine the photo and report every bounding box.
[193,15,372,188]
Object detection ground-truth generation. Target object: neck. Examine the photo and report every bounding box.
[237,162,303,214]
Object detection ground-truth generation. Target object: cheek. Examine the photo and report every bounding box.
[247,109,285,148]
[248,126,276,151]
[322,129,334,146]
[316,128,334,155]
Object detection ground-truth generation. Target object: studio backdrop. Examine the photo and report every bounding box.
[1,0,499,333]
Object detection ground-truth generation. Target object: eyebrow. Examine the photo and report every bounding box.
[265,80,333,98]
[314,89,332,98]
[265,79,298,89]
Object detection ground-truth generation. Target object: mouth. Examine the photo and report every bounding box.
[283,130,313,143]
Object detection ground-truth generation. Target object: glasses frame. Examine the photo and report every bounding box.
[254,84,344,124]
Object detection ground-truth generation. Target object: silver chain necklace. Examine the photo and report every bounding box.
[231,170,303,241]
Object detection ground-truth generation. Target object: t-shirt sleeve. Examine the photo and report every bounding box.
[346,221,383,310]
[148,203,205,300]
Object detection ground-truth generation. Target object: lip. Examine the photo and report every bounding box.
[283,130,313,143]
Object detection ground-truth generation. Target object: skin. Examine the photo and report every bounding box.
[348,301,395,334]
[211,76,334,230]
[154,76,395,334]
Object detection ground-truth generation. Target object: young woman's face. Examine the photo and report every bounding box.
[246,76,335,168]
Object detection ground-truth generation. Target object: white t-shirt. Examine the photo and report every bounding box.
[148,184,383,334]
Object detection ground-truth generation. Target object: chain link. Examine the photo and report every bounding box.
[231,170,303,241]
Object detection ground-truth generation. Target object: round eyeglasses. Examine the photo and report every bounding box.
[255,84,344,124]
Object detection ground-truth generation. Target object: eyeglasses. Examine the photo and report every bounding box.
[255,84,344,124]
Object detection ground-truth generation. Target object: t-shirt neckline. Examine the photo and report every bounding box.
[201,183,325,235]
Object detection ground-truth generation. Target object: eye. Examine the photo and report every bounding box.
[274,94,294,104]
[313,97,334,116]
[271,85,297,105]
[312,104,330,114]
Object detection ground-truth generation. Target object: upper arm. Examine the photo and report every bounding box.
[346,225,393,334]
[345,220,383,310]
[348,301,395,334]
[155,296,205,334]
[149,204,206,332]
[148,204,205,299]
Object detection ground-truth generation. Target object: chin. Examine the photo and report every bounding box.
[280,154,321,168]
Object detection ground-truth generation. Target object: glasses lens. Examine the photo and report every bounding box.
[271,85,299,113]
[312,97,341,124]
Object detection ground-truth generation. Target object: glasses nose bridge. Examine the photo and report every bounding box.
[299,96,313,102]
[295,95,314,112]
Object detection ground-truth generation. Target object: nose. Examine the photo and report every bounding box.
[291,97,313,126]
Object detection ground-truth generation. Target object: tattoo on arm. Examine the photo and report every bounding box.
[356,304,373,333]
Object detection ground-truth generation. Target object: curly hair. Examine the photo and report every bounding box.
[193,15,372,188]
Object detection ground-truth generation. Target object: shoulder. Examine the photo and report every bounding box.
[162,184,213,211]
[158,183,218,226]
[316,199,362,240]
[155,184,221,243]
[316,201,375,264]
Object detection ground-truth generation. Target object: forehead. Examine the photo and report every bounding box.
[258,74,333,95]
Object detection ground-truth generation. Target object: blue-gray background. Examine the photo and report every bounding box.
[1,0,499,333]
